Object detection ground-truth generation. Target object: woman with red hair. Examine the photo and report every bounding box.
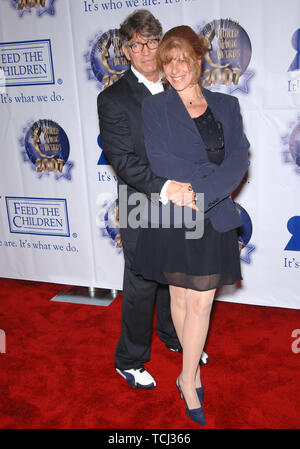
[134,26,249,425]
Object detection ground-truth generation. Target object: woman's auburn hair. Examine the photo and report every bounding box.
[156,25,208,84]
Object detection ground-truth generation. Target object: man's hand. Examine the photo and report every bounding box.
[166,181,198,210]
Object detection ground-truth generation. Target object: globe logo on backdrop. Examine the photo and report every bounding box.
[22,119,73,179]
[289,122,300,167]
[200,18,254,94]
[96,193,122,251]
[281,117,300,174]
[88,29,128,90]
[235,203,255,264]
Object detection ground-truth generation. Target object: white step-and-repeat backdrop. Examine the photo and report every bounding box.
[0,0,299,309]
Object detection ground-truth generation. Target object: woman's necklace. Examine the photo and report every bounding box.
[188,92,203,104]
[182,91,204,105]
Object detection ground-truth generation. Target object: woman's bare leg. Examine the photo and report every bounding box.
[175,287,215,409]
[169,284,187,344]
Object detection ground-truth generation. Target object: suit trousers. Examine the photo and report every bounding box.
[115,224,179,370]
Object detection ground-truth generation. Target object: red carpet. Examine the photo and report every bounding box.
[0,277,300,429]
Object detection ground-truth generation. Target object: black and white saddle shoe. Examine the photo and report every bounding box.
[115,367,156,389]
[200,351,209,366]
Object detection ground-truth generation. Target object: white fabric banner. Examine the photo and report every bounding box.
[0,0,299,308]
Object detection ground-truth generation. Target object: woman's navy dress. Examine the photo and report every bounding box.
[133,107,242,292]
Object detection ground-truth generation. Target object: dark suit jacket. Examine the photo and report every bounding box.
[97,69,166,202]
[141,87,250,232]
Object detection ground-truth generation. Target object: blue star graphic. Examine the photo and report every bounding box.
[86,67,95,81]
[240,243,256,264]
[37,0,55,16]
[83,52,91,64]
[21,150,29,162]
[55,160,74,181]
[230,70,255,95]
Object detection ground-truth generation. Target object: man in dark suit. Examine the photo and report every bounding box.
[97,10,208,389]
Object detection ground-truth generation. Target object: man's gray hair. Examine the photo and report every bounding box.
[119,9,163,45]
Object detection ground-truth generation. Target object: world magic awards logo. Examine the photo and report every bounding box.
[281,115,300,175]
[199,18,254,94]
[20,119,73,180]
[85,29,128,90]
[96,193,122,251]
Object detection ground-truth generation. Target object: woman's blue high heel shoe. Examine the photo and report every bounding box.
[196,385,204,404]
[176,377,206,426]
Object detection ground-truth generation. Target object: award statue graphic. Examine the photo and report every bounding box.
[200,19,254,94]
[89,29,128,91]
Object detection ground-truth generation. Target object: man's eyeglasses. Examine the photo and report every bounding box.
[127,38,160,53]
